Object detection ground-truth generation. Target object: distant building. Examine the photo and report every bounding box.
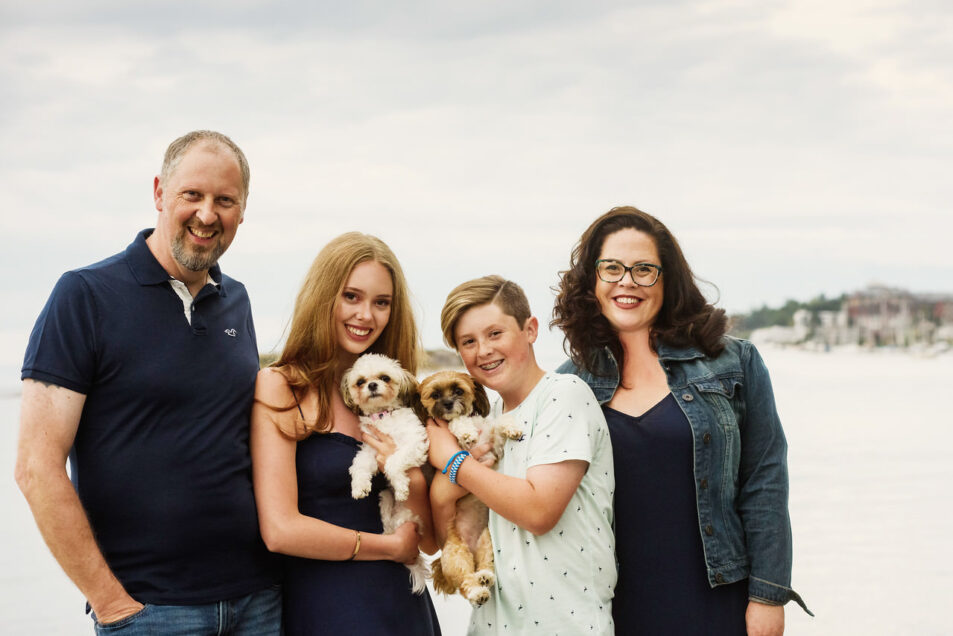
[751,308,809,345]
[744,284,953,350]
[749,324,803,346]
[846,285,952,347]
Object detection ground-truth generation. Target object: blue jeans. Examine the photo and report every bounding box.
[91,585,281,635]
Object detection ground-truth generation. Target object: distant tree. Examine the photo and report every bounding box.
[804,293,846,312]
[728,293,847,337]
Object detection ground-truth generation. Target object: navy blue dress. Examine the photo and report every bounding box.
[282,431,441,636]
[604,394,748,635]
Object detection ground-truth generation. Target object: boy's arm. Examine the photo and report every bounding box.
[427,418,586,535]
[459,459,587,535]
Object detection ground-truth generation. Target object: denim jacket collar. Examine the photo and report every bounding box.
[560,342,715,407]
[655,340,706,363]
[583,340,706,373]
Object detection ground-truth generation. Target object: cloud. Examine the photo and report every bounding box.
[1,1,951,377]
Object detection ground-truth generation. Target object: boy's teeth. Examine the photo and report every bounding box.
[481,360,503,370]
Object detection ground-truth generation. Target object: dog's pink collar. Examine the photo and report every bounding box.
[367,411,389,421]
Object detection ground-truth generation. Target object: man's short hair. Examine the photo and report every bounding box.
[160,130,250,205]
[440,275,532,348]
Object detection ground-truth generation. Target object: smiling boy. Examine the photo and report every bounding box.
[427,275,616,636]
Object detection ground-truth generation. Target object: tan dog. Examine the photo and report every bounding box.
[418,370,523,606]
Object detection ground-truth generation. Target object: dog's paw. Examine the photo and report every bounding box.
[460,431,479,447]
[466,585,491,607]
[500,424,524,440]
[462,573,493,606]
[387,476,410,501]
[351,482,372,500]
[475,569,495,587]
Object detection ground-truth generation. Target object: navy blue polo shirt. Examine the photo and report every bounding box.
[22,229,277,604]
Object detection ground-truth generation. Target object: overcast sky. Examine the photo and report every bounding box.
[2,0,950,381]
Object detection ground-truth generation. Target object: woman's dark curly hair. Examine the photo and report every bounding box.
[552,206,727,374]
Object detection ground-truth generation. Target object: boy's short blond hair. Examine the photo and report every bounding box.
[441,275,532,348]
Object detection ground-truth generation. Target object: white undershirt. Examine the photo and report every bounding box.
[167,275,216,325]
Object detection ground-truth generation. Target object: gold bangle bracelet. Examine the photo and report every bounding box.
[349,530,361,560]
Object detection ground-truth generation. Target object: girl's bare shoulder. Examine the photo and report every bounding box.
[255,366,297,402]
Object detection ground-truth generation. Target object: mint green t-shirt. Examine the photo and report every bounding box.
[468,373,616,636]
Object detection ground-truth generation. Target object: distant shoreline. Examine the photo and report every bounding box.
[4,343,949,400]
[751,341,953,359]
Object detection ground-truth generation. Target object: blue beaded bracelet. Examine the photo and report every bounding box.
[442,450,468,475]
[448,451,470,485]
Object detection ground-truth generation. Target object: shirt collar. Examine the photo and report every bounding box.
[655,339,706,362]
[125,228,226,296]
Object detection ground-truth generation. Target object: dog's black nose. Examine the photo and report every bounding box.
[442,400,455,410]
[368,382,378,392]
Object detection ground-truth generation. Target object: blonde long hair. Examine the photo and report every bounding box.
[272,232,420,438]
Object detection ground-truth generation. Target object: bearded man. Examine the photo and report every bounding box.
[16,131,280,635]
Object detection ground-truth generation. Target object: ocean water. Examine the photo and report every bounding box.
[2,347,950,634]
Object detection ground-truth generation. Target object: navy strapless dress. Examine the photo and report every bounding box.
[604,394,748,635]
[282,431,441,636]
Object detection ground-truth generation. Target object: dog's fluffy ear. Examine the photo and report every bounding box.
[411,388,429,424]
[340,369,359,413]
[397,368,419,409]
[471,379,491,417]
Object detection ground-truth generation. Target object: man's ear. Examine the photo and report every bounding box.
[153,176,163,211]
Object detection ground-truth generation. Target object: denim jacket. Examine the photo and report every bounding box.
[557,337,811,614]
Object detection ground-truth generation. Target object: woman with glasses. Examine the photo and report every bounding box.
[552,206,809,636]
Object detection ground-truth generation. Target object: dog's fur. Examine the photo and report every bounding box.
[417,370,523,606]
[342,353,429,593]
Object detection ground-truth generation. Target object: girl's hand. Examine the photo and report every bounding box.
[468,441,494,464]
[361,425,396,472]
[425,417,463,470]
[746,601,784,636]
[390,521,421,564]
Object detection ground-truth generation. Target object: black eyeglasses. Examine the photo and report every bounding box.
[595,259,663,287]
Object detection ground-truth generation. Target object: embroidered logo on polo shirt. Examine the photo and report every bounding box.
[224,329,237,337]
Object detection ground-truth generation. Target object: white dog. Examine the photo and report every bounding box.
[341,353,430,593]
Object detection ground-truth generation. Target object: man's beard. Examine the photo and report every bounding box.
[171,230,225,272]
